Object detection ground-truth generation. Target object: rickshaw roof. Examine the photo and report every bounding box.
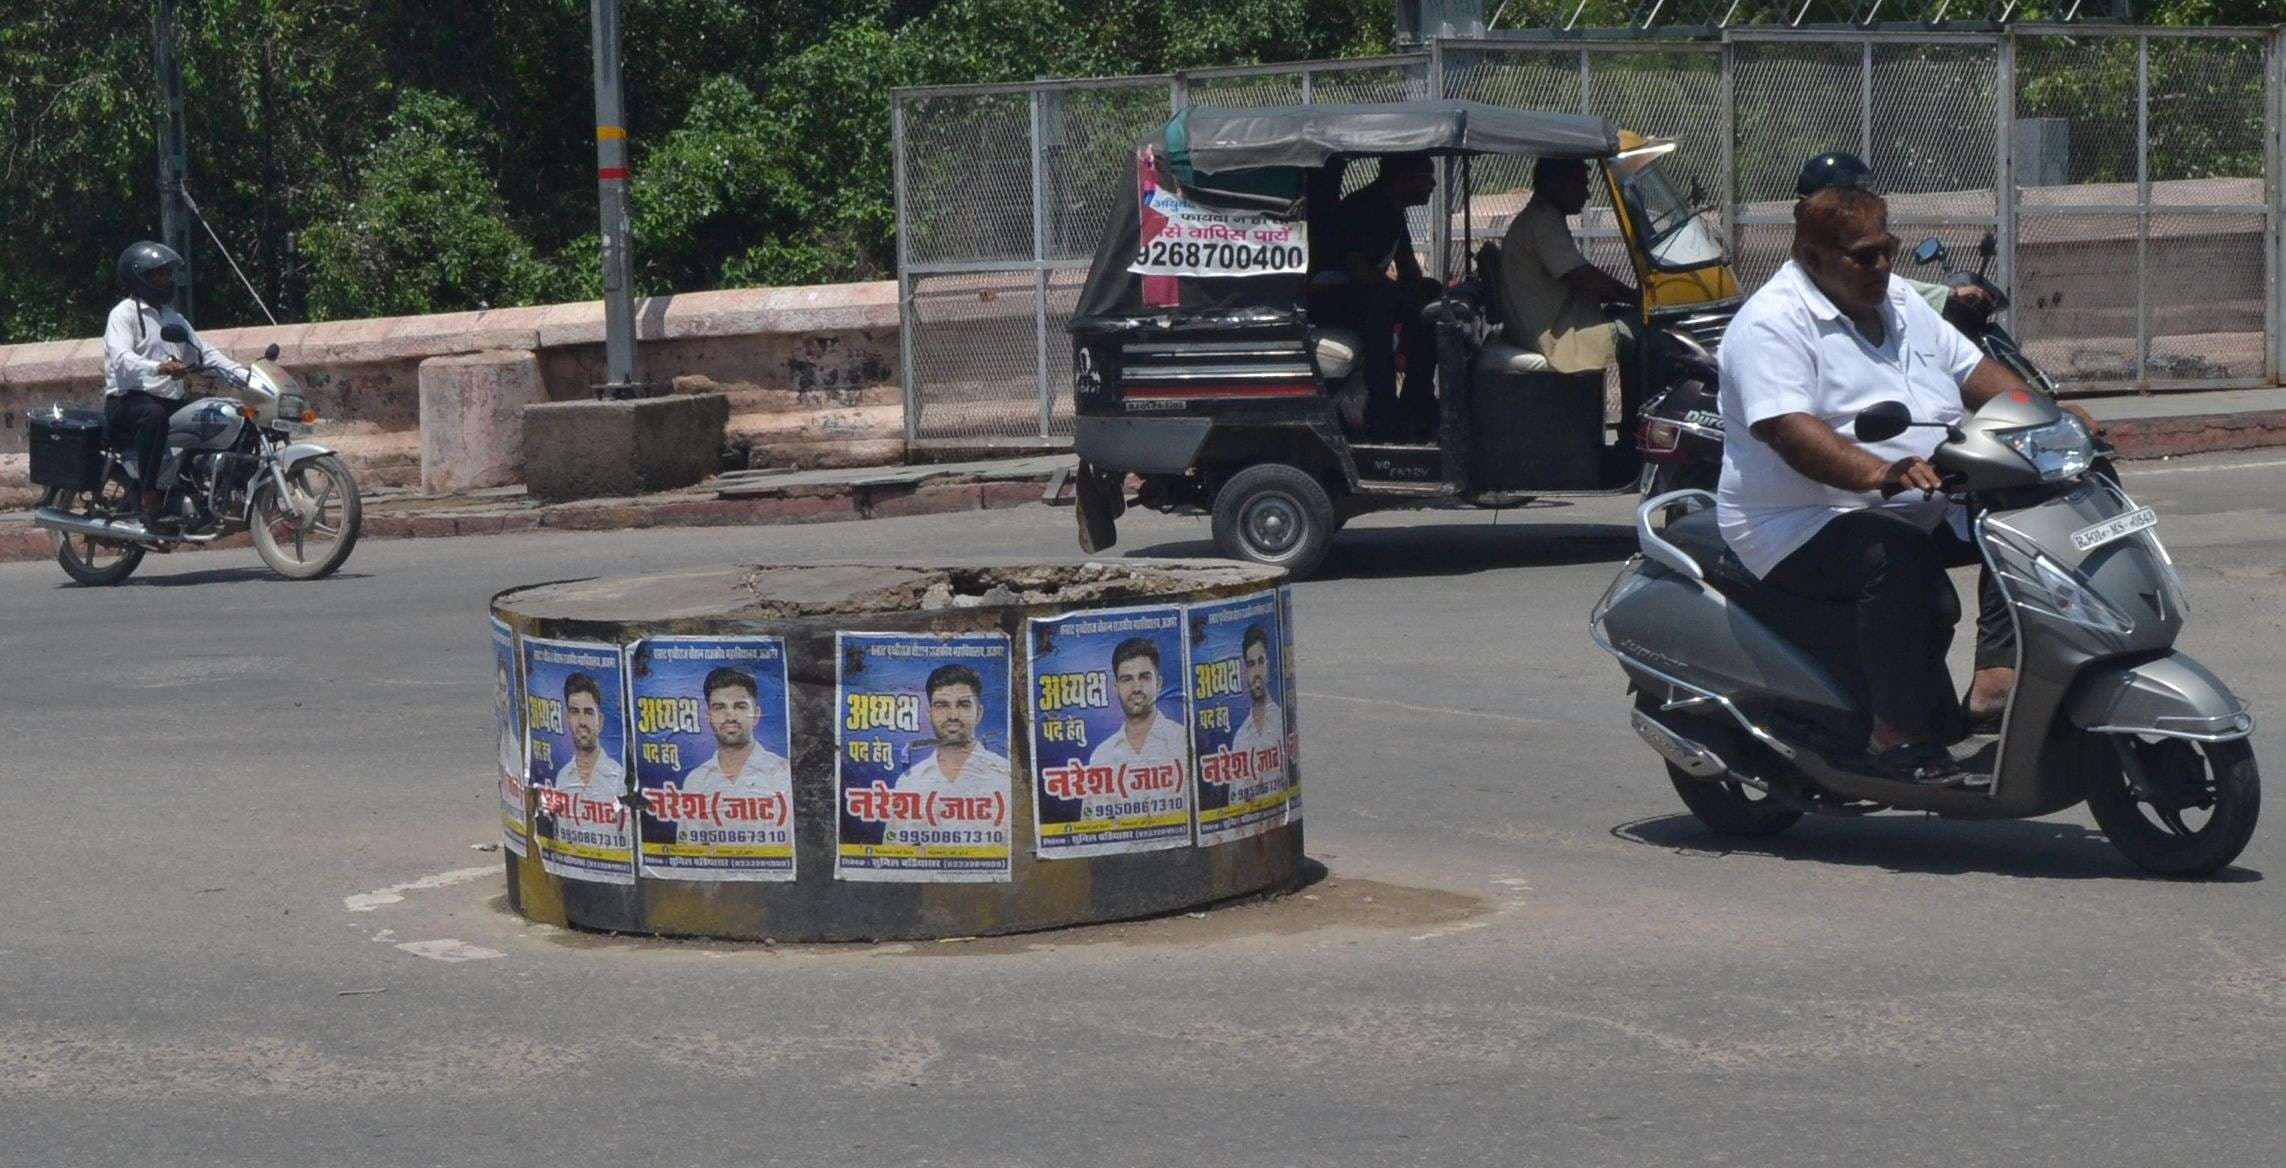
[1171,100,1619,174]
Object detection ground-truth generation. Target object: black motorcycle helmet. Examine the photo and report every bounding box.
[117,240,183,306]
[1795,151,1874,199]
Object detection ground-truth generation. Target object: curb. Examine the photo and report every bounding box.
[2097,407,2286,460]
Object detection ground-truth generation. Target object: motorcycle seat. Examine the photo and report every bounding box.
[1660,508,1763,596]
[1663,508,1865,682]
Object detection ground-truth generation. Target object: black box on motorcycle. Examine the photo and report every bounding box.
[1470,369,1605,491]
[27,406,106,492]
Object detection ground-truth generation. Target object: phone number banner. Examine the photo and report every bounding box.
[1129,147,1306,279]
[629,636,796,882]
[1028,605,1195,859]
[835,633,1014,883]
[1188,591,1295,845]
[493,618,527,857]
[524,637,634,885]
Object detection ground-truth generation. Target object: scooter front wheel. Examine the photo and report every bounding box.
[2086,736,2259,878]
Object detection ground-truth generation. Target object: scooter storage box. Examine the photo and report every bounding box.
[28,406,106,492]
[1471,368,1605,490]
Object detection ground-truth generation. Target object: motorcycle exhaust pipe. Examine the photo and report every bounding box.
[1630,707,1730,780]
[29,507,214,547]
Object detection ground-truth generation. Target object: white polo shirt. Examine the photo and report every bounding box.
[1232,700,1287,793]
[880,747,1011,845]
[681,748,792,796]
[1715,261,1985,578]
[1084,710,1190,819]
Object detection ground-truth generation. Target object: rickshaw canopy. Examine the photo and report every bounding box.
[1170,100,1620,176]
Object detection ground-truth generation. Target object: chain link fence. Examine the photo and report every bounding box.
[895,30,2282,448]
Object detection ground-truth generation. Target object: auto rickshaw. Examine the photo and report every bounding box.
[1066,99,1740,577]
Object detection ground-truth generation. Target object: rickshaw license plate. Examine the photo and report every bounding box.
[2070,507,2157,551]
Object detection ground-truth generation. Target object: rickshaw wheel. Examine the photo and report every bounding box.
[1210,462,1336,579]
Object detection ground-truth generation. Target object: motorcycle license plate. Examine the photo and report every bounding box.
[2070,507,2157,552]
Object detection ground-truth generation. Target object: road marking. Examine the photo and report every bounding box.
[344,865,497,912]
[1301,690,1562,728]
[2130,458,2286,477]
[395,939,505,963]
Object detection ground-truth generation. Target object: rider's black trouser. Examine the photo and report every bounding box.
[102,390,176,499]
[1761,509,2014,742]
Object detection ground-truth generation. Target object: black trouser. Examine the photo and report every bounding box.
[1761,509,2014,741]
[1315,277,1437,436]
[103,390,176,499]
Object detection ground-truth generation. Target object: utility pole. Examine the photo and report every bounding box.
[590,0,640,398]
[152,0,193,319]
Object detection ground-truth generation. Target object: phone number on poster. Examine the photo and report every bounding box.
[1133,240,1305,274]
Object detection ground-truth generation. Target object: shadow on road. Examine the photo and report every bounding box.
[1613,812,2265,883]
[72,567,377,589]
[1126,521,1637,581]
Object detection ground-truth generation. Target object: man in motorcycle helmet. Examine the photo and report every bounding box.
[1794,153,1992,320]
[101,240,248,530]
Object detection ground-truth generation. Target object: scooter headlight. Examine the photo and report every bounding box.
[2022,552,2136,635]
[1997,412,2095,482]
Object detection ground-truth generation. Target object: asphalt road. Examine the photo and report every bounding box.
[6,451,2286,1167]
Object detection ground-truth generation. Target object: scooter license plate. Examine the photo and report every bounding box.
[2070,506,2157,552]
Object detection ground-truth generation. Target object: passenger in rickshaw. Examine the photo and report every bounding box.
[1307,152,1440,441]
[1498,157,1644,452]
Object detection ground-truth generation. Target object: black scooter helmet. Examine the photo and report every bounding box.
[117,240,183,306]
[1795,151,1874,199]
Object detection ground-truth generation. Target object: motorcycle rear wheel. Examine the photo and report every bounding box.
[2086,736,2259,878]
[251,455,361,581]
[1636,694,1802,837]
[42,484,145,587]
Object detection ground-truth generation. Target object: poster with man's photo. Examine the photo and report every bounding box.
[1279,585,1303,825]
[492,618,527,857]
[523,636,634,885]
[834,632,1014,883]
[629,636,796,882]
[1027,605,1194,859]
[1188,591,1296,846]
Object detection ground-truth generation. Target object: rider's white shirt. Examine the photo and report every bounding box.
[1715,262,1985,578]
[102,298,245,400]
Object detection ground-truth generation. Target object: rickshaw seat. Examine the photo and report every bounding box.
[1473,341,1553,377]
[1311,328,1360,381]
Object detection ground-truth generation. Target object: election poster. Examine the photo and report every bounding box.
[523,636,635,885]
[628,636,796,882]
[1279,585,1304,824]
[1129,145,1307,281]
[1027,605,1194,859]
[835,632,1015,883]
[492,618,527,857]
[1188,590,1296,845]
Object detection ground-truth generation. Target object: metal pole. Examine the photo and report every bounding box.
[1031,89,1052,441]
[153,0,193,320]
[893,96,920,447]
[1720,42,1737,273]
[2267,27,2282,385]
[2135,33,2151,387]
[1996,34,2018,338]
[1859,40,1873,166]
[591,0,640,397]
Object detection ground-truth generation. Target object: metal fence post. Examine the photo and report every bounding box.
[1579,48,1592,116]
[1300,69,1313,104]
[1720,42,1737,274]
[2269,27,2283,385]
[1031,88,1053,440]
[2135,34,2151,387]
[893,96,919,447]
[1859,40,1872,165]
[1997,33,2017,337]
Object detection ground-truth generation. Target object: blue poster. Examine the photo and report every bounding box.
[1279,585,1304,825]
[523,635,634,885]
[1188,590,1295,845]
[492,618,527,857]
[835,632,1014,883]
[1027,605,1193,858]
[629,636,796,882]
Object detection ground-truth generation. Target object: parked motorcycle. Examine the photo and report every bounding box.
[28,324,361,585]
[1634,230,2112,498]
[1593,393,2259,877]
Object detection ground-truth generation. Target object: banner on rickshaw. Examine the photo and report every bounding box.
[493,618,527,857]
[1028,605,1195,858]
[834,633,1016,883]
[1130,146,1307,280]
[523,636,635,885]
[1187,590,1296,846]
[629,636,797,882]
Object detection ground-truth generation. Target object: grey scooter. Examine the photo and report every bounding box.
[1591,391,2260,876]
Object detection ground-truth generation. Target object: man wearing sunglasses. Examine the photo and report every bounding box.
[1714,186,2040,786]
[1795,152,1994,322]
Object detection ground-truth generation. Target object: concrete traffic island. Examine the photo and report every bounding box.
[491,561,1305,941]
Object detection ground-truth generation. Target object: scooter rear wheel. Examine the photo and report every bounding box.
[1666,767,1803,838]
[2086,736,2259,878]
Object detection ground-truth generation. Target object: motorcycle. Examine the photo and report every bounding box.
[28,324,361,585]
[1633,230,2112,499]
[1592,392,2258,877]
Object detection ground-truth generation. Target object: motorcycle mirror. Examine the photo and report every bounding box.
[1978,231,1997,260]
[1911,238,1946,268]
[1688,175,1706,209]
[159,323,190,344]
[264,343,281,361]
[1854,400,1914,443]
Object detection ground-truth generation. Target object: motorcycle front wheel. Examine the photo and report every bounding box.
[2086,735,2259,878]
[41,483,145,587]
[251,455,361,581]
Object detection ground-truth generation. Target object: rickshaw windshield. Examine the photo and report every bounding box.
[1615,145,1726,272]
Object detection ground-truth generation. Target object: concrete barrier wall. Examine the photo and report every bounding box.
[0,282,901,505]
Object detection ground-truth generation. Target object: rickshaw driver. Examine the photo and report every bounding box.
[1307,152,1441,440]
[1498,158,1643,451]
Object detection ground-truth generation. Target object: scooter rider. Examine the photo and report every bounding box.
[1717,187,2038,785]
[102,241,247,530]
[1794,152,1994,320]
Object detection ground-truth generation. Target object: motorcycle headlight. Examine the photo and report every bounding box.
[1997,412,2094,482]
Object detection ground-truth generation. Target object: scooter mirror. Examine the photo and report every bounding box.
[264,343,281,361]
[1854,400,1914,443]
[1977,231,1998,260]
[1911,238,1946,267]
[159,323,190,344]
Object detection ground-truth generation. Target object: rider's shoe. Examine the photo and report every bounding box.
[1864,741,1968,787]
